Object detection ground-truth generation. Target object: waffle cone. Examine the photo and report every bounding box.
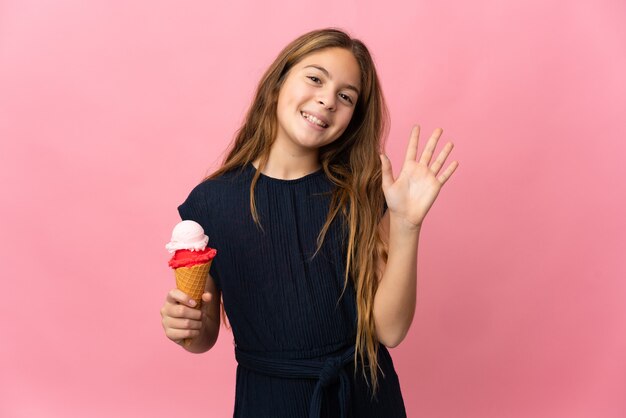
[174,261,213,309]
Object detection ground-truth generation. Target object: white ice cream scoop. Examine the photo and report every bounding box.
[165,220,209,253]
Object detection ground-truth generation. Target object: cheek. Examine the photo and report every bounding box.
[275,93,294,119]
[332,114,355,139]
[338,109,356,128]
[282,79,308,98]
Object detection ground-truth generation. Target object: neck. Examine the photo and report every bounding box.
[253,142,321,180]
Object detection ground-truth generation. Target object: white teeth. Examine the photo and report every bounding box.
[301,112,328,128]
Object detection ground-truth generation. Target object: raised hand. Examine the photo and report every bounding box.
[379,125,458,229]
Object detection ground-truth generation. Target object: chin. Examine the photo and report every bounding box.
[292,135,328,148]
[310,138,338,149]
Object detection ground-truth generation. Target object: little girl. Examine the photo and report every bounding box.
[160,28,458,418]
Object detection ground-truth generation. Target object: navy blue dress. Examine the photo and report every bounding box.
[178,163,406,418]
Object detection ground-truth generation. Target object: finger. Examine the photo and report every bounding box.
[430,142,454,175]
[438,161,459,185]
[404,125,420,163]
[166,328,201,342]
[379,154,395,190]
[168,317,203,330]
[167,288,197,308]
[419,128,443,166]
[167,303,203,320]
[201,292,213,303]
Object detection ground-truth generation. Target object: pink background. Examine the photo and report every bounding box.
[1,0,625,417]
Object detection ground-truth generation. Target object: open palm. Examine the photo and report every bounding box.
[380,125,459,229]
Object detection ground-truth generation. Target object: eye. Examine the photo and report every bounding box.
[307,76,321,84]
[339,93,354,104]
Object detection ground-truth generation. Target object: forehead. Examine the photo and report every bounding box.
[296,48,361,88]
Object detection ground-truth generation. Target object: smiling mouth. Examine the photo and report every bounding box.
[301,111,329,128]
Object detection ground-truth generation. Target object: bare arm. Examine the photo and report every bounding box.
[373,210,420,348]
[374,126,458,348]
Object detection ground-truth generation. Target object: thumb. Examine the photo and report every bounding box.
[380,154,394,191]
[201,292,213,303]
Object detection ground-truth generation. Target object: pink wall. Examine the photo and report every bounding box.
[1,0,625,417]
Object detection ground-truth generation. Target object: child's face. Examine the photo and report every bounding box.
[274,47,361,154]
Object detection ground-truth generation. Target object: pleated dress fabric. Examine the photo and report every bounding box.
[178,163,407,418]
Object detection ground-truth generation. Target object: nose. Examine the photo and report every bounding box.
[317,89,336,111]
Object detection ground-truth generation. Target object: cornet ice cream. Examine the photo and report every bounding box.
[166,220,217,346]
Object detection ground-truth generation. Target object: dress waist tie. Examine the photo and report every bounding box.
[235,345,356,418]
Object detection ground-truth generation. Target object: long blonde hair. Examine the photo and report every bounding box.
[207,28,389,396]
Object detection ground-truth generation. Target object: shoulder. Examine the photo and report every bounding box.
[178,165,250,220]
[187,166,250,197]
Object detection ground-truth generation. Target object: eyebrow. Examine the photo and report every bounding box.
[304,65,360,95]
